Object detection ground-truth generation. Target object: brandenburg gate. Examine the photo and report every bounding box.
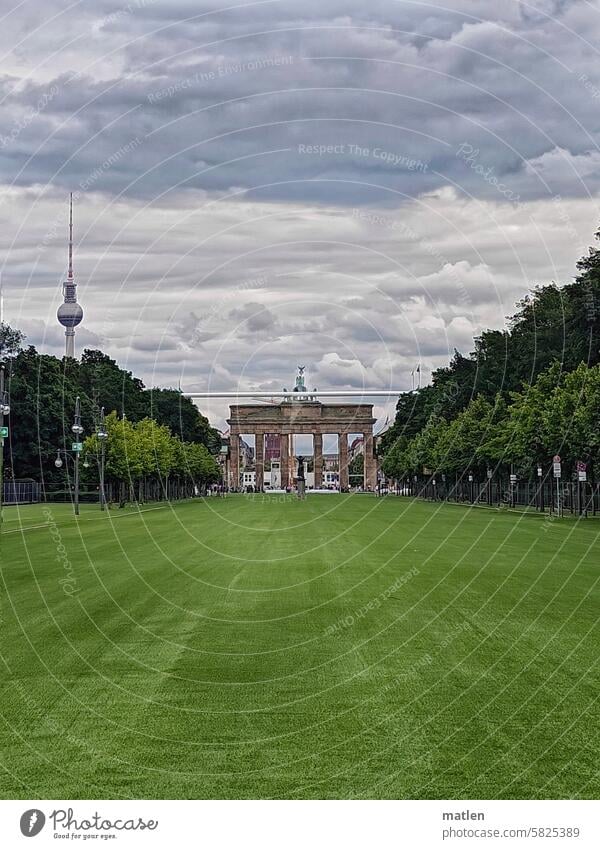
[226,368,378,491]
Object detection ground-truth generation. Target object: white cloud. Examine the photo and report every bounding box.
[2,0,600,430]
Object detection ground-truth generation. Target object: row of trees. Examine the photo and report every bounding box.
[382,362,600,480]
[83,412,221,501]
[0,331,221,483]
[381,226,600,483]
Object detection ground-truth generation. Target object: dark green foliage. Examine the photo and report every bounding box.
[0,322,25,359]
[144,386,221,451]
[2,339,220,481]
[78,349,147,420]
[348,452,364,481]
[382,231,600,480]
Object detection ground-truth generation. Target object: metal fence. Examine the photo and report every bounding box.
[42,480,206,505]
[2,479,41,504]
[2,479,210,507]
[382,475,600,516]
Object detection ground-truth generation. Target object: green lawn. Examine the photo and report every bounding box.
[0,495,598,799]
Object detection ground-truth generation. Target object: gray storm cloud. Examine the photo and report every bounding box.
[1,0,600,428]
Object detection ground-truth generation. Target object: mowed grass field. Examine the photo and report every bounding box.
[0,494,599,799]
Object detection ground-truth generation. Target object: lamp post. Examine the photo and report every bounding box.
[0,365,10,524]
[97,407,108,510]
[71,397,84,516]
[54,397,84,515]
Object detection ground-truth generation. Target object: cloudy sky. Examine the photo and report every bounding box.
[2,0,600,429]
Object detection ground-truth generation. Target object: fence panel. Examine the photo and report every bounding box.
[3,479,40,504]
[387,474,598,517]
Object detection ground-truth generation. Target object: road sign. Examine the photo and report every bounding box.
[0,426,8,438]
[553,456,562,477]
[578,470,587,482]
[510,474,517,483]
[553,454,561,463]
[72,442,83,452]
[576,460,587,472]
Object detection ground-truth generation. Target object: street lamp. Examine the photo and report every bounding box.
[70,396,84,516]
[54,397,85,514]
[97,407,108,510]
[0,365,10,523]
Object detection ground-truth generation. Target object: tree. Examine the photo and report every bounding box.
[178,441,221,486]
[144,387,220,451]
[0,323,25,360]
[4,335,222,483]
[378,387,434,456]
[84,411,221,502]
[380,435,408,479]
[541,362,600,473]
[438,396,499,476]
[78,349,147,420]
[382,224,600,483]
[135,417,175,482]
[7,346,82,481]
[77,351,220,452]
[105,412,142,490]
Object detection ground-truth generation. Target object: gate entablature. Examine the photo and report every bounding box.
[226,368,377,491]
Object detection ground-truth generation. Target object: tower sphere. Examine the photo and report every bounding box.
[58,193,83,357]
[57,302,83,328]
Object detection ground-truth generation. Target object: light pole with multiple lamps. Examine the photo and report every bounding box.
[97,407,108,510]
[71,397,84,516]
[54,396,84,516]
[0,365,10,524]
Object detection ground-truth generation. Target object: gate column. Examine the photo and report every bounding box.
[255,432,264,492]
[281,433,290,488]
[313,432,323,489]
[229,429,240,490]
[339,433,349,491]
[363,430,376,490]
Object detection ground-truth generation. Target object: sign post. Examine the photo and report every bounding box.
[553,455,562,517]
[576,461,587,517]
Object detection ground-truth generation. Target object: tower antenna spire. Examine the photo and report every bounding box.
[68,191,73,280]
[57,193,83,358]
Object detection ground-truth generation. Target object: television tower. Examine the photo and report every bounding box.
[57,193,83,358]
